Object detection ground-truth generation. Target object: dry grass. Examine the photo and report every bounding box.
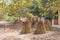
[34,20,46,34]
[44,19,54,31]
[20,19,32,34]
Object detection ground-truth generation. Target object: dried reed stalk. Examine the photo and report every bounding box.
[44,19,54,31]
[20,19,32,34]
[34,20,46,34]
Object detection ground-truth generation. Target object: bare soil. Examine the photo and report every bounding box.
[0,27,60,40]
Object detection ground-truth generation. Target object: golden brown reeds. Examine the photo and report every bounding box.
[34,20,46,34]
[44,19,54,31]
[20,19,32,34]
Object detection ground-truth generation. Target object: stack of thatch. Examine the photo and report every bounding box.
[20,19,32,34]
[44,19,54,31]
[34,20,46,34]
[20,19,54,34]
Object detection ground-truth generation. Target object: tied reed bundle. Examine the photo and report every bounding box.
[44,19,53,31]
[20,19,32,34]
[34,20,46,34]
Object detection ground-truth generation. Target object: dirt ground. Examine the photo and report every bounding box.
[0,27,60,40]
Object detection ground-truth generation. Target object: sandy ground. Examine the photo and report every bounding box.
[0,27,59,40]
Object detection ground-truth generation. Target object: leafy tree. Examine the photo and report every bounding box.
[41,0,60,20]
[0,0,33,21]
[0,0,60,21]
[0,2,7,20]
[29,0,40,17]
[29,0,60,20]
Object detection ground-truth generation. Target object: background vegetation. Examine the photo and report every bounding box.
[0,0,60,22]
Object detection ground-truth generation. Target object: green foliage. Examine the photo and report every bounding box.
[29,2,40,17]
[0,0,60,21]
[0,0,33,22]
[6,16,17,22]
[29,0,43,17]
[44,11,55,20]
[29,0,60,19]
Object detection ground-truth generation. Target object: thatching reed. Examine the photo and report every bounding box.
[20,19,32,34]
[34,20,46,34]
[44,19,54,31]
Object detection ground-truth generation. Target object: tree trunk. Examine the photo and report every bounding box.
[58,10,60,26]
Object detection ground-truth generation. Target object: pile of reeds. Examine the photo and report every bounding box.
[20,19,32,34]
[20,19,54,34]
[34,20,46,34]
[44,19,54,31]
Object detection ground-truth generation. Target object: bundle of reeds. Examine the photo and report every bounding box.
[44,19,54,31]
[34,20,46,34]
[20,19,32,34]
